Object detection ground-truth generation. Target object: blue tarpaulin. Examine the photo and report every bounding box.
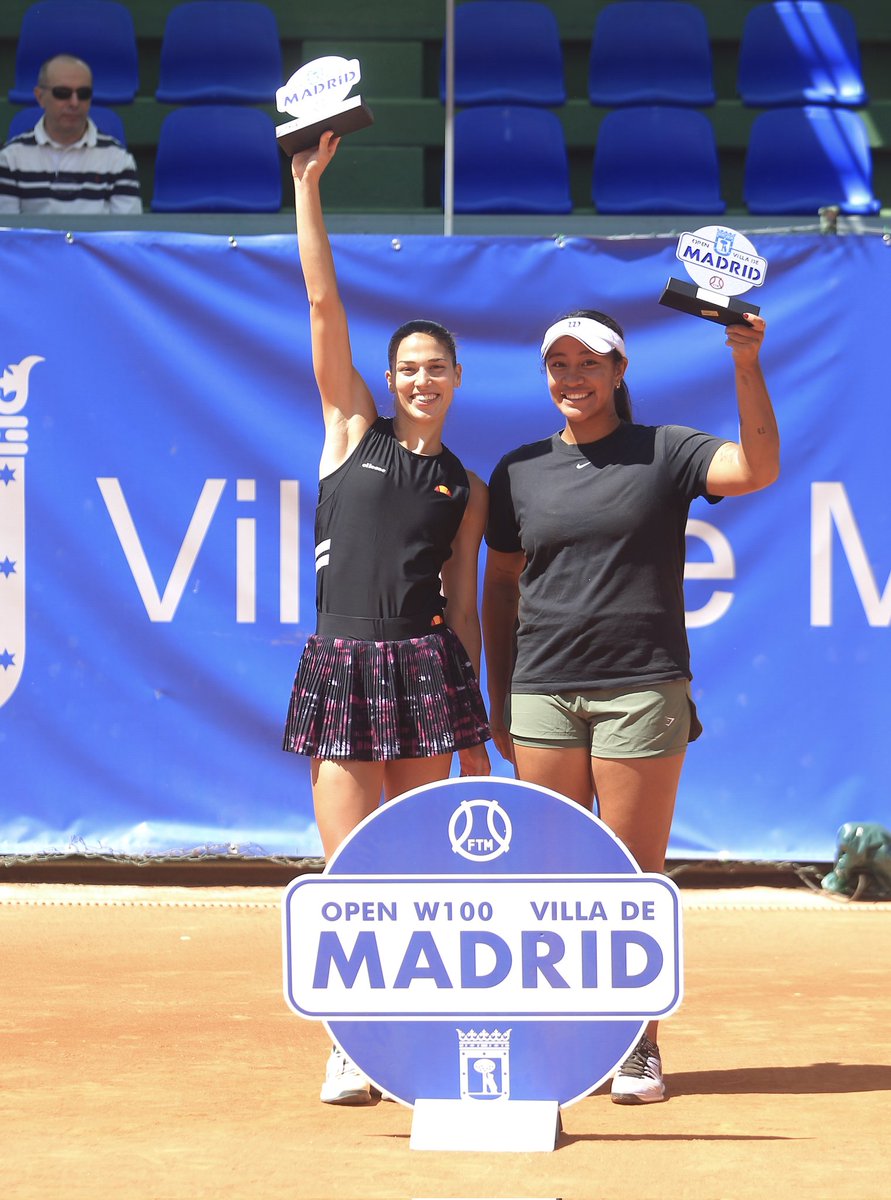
[1,228,888,860]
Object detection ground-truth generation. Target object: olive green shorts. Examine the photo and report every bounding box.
[509,680,702,759]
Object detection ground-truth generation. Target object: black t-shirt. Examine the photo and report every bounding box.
[486,422,725,691]
[315,417,470,627]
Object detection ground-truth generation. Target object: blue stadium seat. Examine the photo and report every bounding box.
[155,1,282,104]
[451,106,572,214]
[744,107,880,213]
[6,104,127,146]
[441,1,566,106]
[151,106,283,212]
[9,0,139,105]
[592,107,725,214]
[588,1,715,107]
[738,2,867,107]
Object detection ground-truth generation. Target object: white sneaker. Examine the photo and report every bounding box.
[610,1035,666,1104]
[319,1045,371,1106]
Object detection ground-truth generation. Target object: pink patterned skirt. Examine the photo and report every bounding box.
[282,626,491,761]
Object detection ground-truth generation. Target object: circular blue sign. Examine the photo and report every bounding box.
[283,777,682,1107]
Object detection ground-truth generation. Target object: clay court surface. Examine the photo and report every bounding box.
[2,881,888,1200]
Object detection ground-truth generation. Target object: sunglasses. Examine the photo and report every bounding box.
[44,86,93,101]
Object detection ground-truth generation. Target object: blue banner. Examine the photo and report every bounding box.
[1,228,889,860]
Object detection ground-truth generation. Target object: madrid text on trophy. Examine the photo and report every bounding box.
[275,56,374,156]
[659,226,768,326]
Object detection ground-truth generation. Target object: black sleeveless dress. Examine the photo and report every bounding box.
[283,418,490,761]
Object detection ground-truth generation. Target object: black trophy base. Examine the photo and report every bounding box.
[659,277,760,326]
[276,98,374,156]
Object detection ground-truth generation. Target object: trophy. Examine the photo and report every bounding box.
[275,56,374,156]
[659,225,767,326]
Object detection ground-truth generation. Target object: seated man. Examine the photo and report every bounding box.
[0,54,142,214]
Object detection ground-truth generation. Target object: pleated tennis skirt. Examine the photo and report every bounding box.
[282,626,491,761]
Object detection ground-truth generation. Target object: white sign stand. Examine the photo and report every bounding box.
[410,1098,561,1153]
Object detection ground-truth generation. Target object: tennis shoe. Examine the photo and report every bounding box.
[611,1035,666,1104]
[320,1044,372,1106]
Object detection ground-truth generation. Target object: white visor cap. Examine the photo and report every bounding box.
[540,317,626,360]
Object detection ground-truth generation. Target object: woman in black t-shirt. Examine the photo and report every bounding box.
[483,307,779,1105]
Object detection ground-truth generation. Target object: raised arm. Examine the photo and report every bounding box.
[442,472,491,777]
[706,313,780,497]
[481,546,525,766]
[292,131,376,475]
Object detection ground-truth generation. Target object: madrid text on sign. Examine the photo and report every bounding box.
[285,876,681,1019]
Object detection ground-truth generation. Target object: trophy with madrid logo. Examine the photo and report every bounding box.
[659,225,768,326]
[275,56,374,155]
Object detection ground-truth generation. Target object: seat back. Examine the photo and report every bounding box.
[151,105,283,212]
[6,104,127,145]
[451,106,571,214]
[744,106,880,213]
[9,0,139,105]
[588,1,715,107]
[441,1,565,106]
[738,2,867,107]
[156,1,282,104]
[592,106,725,214]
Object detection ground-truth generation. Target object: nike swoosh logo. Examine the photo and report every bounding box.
[576,461,591,469]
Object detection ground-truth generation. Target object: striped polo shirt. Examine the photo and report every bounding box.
[0,115,143,214]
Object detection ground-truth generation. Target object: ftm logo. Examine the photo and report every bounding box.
[0,355,44,708]
[449,799,513,862]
